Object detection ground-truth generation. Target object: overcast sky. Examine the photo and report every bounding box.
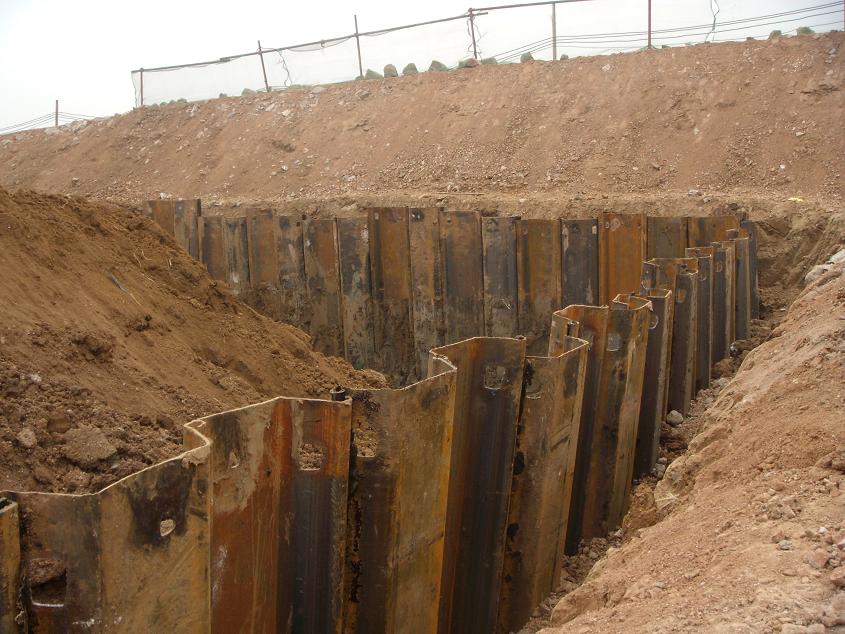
[0,0,839,128]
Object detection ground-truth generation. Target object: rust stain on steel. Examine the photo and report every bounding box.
[199,215,227,283]
[642,258,699,416]
[727,229,752,340]
[337,217,375,370]
[409,208,445,380]
[646,216,688,259]
[246,210,283,320]
[344,366,457,633]
[599,212,646,305]
[741,220,760,320]
[498,336,589,633]
[517,219,562,355]
[439,211,484,344]
[144,199,201,258]
[0,499,20,633]
[4,427,212,633]
[556,304,609,554]
[687,215,739,247]
[430,337,526,634]
[223,216,251,295]
[686,247,715,392]
[710,241,736,360]
[369,208,416,384]
[633,288,674,479]
[599,296,651,534]
[561,219,598,307]
[276,215,309,330]
[482,216,519,338]
[304,218,345,356]
[189,397,351,634]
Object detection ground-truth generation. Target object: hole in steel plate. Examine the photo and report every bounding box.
[28,558,67,607]
[606,332,623,352]
[483,364,508,390]
[298,442,326,470]
[649,312,660,330]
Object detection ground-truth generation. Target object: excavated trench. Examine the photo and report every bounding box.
[1,197,841,633]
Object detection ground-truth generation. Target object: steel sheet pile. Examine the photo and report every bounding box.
[0,202,757,633]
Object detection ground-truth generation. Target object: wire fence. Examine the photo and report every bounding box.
[131,0,843,107]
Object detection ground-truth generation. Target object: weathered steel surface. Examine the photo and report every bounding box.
[599,213,646,304]
[710,243,729,363]
[561,219,599,307]
[4,428,211,633]
[642,258,699,415]
[727,229,752,340]
[686,247,715,392]
[246,210,282,319]
[199,215,227,282]
[633,288,674,479]
[369,208,415,384]
[224,216,251,295]
[344,366,457,633]
[439,211,484,344]
[517,219,562,355]
[304,218,345,356]
[337,216,375,370]
[276,215,309,329]
[189,397,351,634]
[687,215,739,247]
[0,499,19,633]
[430,337,526,634]
[144,199,201,258]
[409,208,445,380]
[717,240,737,349]
[498,336,589,634]
[741,220,760,319]
[646,216,687,259]
[482,216,519,338]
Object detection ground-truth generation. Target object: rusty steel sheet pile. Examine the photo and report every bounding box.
[633,287,674,479]
[143,199,201,259]
[1,203,760,633]
[641,258,700,416]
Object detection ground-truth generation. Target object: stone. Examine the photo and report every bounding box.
[654,464,666,479]
[402,63,418,76]
[828,248,845,265]
[383,64,398,78]
[47,411,73,434]
[666,410,684,426]
[481,57,498,65]
[428,60,448,72]
[559,54,569,60]
[780,625,808,634]
[830,566,845,587]
[804,263,831,285]
[769,30,783,40]
[364,69,383,80]
[459,57,480,68]
[796,26,815,35]
[16,427,37,449]
[241,88,256,96]
[62,426,117,468]
[778,540,793,550]
[520,52,534,63]
[310,85,326,94]
[806,549,830,569]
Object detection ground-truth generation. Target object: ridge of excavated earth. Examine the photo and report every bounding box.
[0,188,384,494]
[0,33,842,205]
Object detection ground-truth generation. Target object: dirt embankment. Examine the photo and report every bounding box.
[0,33,842,205]
[0,188,383,494]
[535,258,845,633]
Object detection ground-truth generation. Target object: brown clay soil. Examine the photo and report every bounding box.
[0,33,842,207]
[0,188,384,494]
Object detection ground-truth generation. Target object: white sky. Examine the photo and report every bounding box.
[0,0,840,128]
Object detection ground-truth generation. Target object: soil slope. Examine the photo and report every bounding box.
[0,33,842,205]
[537,259,845,633]
[0,188,383,494]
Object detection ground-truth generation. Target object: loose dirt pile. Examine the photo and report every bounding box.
[531,258,845,633]
[0,188,383,494]
[0,33,841,205]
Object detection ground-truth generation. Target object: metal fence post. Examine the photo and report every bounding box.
[354,15,363,78]
[257,40,270,92]
[552,3,557,60]
[54,100,58,127]
[647,0,652,48]
[469,8,478,58]
[140,68,144,106]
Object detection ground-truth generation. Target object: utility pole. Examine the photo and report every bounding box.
[469,8,478,59]
[54,100,58,127]
[140,69,144,107]
[552,3,558,60]
[354,15,363,78]
[257,40,270,92]
[647,0,652,49]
